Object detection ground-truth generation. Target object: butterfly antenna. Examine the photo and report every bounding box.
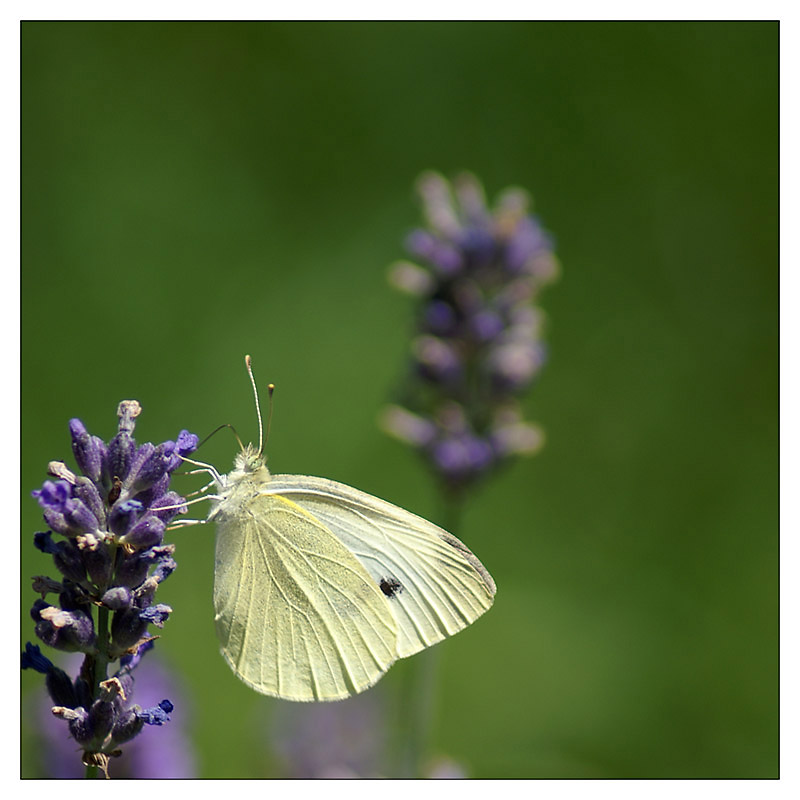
[245,355,264,455]
[197,423,244,453]
[265,383,275,449]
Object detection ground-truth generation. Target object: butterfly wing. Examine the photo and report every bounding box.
[264,475,496,659]
[213,492,398,701]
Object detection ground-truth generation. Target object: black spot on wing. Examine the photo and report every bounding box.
[379,577,404,598]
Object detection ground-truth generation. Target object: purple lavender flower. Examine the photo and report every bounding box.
[29,649,197,779]
[383,171,558,494]
[23,400,197,778]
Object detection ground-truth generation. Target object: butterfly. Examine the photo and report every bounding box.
[184,357,495,702]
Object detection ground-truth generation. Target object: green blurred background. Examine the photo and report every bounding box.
[20,21,778,778]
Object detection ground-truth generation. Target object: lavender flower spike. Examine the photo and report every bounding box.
[23,401,197,778]
[383,171,558,494]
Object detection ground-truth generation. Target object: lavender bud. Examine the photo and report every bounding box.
[110,706,145,744]
[125,443,172,494]
[52,705,93,746]
[458,226,496,265]
[379,406,436,447]
[417,170,461,236]
[169,430,199,471]
[149,491,187,524]
[105,433,135,485]
[133,472,171,510]
[108,498,144,536]
[40,508,71,536]
[406,230,463,276]
[33,531,57,554]
[113,549,152,590]
[110,607,148,654]
[101,586,133,610]
[81,541,114,588]
[58,582,89,612]
[86,698,116,744]
[454,172,489,222]
[34,533,87,583]
[412,335,462,383]
[429,434,494,482]
[491,418,544,457]
[105,401,141,485]
[33,481,100,536]
[469,309,505,342]
[69,419,106,484]
[73,477,106,529]
[486,340,545,391]
[55,540,88,584]
[388,260,434,296]
[74,674,93,709]
[47,670,79,708]
[134,576,159,607]
[63,496,100,534]
[505,216,551,273]
[423,299,458,336]
[114,544,174,590]
[121,514,166,549]
[33,603,96,652]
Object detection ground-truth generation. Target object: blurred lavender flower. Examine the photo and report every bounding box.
[270,689,465,779]
[22,400,197,778]
[383,171,558,495]
[271,689,387,778]
[427,757,468,778]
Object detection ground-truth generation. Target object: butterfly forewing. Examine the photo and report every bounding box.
[213,492,398,701]
[264,475,496,659]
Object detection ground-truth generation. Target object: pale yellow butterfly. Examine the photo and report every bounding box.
[186,356,495,702]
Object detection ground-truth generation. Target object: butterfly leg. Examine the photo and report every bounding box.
[182,476,218,498]
[167,517,208,530]
[179,455,223,485]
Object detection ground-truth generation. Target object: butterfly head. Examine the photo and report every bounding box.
[233,443,267,474]
[226,443,271,488]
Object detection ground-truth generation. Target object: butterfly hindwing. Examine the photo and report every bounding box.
[264,475,496,659]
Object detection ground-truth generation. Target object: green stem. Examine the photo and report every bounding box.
[93,605,111,695]
[83,604,111,779]
[439,488,465,536]
[396,489,465,777]
[400,648,439,776]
